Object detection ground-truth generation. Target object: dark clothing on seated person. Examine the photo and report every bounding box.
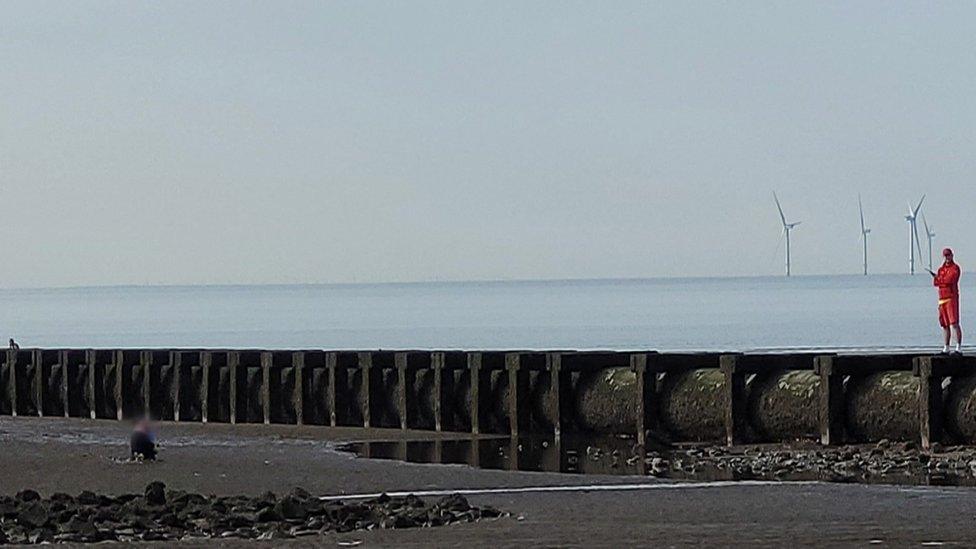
[130,431,156,460]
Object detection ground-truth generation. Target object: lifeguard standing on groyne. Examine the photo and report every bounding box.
[932,247,963,354]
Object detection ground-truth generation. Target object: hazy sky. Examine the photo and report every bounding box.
[2,1,974,287]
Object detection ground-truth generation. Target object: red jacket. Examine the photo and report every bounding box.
[934,262,961,300]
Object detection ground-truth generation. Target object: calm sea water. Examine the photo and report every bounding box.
[0,275,969,352]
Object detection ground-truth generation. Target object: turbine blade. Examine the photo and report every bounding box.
[858,194,865,233]
[773,192,787,226]
[914,194,926,216]
[913,221,924,261]
[921,212,930,237]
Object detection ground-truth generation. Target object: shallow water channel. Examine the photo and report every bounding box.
[338,435,976,487]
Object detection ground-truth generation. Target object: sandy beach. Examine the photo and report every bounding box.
[2,416,975,547]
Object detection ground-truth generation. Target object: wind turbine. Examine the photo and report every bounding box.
[773,192,801,277]
[904,195,925,275]
[858,195,871,276]
[921,212,936,272]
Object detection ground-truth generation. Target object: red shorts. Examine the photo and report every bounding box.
[939,298,960,328]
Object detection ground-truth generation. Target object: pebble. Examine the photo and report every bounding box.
[635,443,976,485]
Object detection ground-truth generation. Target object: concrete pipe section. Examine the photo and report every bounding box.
[749,370,820,441]
[658,369,726,442]
[846,371,920,442]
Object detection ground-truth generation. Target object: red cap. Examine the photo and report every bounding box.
[943,247,954,257]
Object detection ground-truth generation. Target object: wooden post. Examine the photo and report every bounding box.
[228,351,239,424]
[546,353,562,438]
[542,436,561,472]
[60,350,70,417]
[396,353,409,430]
[720,354,747,446]
[293,352,305,425]
[507,435,518,471]
[432,352,444,432]
[200,352,211,423]
[141,351,153,419]
[431,439,443,463]
[631,353,653,447]
[7,350,17,417]
[506,353,522,437]
[86,350,97,419]
[814,355,845,445]
[916,356,943,450]
[358,352,372,428]
[326,352,337,427]
[468,353,481,435]
[114,351,124,420]
[171,351,182,422]
[468,438,480,469]
[33,349,43,417]
[261,352,272,424]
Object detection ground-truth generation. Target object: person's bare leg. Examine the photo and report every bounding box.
[953,324,963,352]
[943,327,951,353]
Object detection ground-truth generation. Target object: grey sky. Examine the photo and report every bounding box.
[2,1,974,287]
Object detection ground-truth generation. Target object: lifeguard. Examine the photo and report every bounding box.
[932,248,962,354]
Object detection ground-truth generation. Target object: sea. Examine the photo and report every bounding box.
[0,274,968,352]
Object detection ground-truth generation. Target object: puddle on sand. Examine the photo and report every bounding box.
[337,436,976,487]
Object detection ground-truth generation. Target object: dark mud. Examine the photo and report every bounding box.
[0,482,503,544]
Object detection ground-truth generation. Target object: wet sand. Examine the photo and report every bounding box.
[3,417,976,547]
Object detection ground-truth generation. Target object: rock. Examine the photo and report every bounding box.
[223,512,257,528]
[274,496,308,521]
[50,493,74,504]
[257,491,278,505]
[18,501,50,528]
[28,527,55,544]
[256,506,281,522]
[436,494,471,513]
[0,499,17,518]
[257,526,294,539]
[61,516,99,537]
[121,498,152,517]
[144,481,167,506]
[16,489,41,502]
[0,485,504,541]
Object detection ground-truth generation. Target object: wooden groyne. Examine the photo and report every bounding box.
[1,349,972,450]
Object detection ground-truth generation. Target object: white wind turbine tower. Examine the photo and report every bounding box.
[904,195,925,275]
[921,212,936,272]
[773,192,801,277]
[858,195,871,276]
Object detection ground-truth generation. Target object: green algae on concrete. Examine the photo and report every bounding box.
[749,370,819,441]
[846,371,919,442]
[659,369,726,442]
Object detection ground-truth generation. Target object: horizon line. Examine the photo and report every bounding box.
[0,271,926,292]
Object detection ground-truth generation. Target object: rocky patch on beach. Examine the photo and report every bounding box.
[644,440,976,484]
[0,482,504,544]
